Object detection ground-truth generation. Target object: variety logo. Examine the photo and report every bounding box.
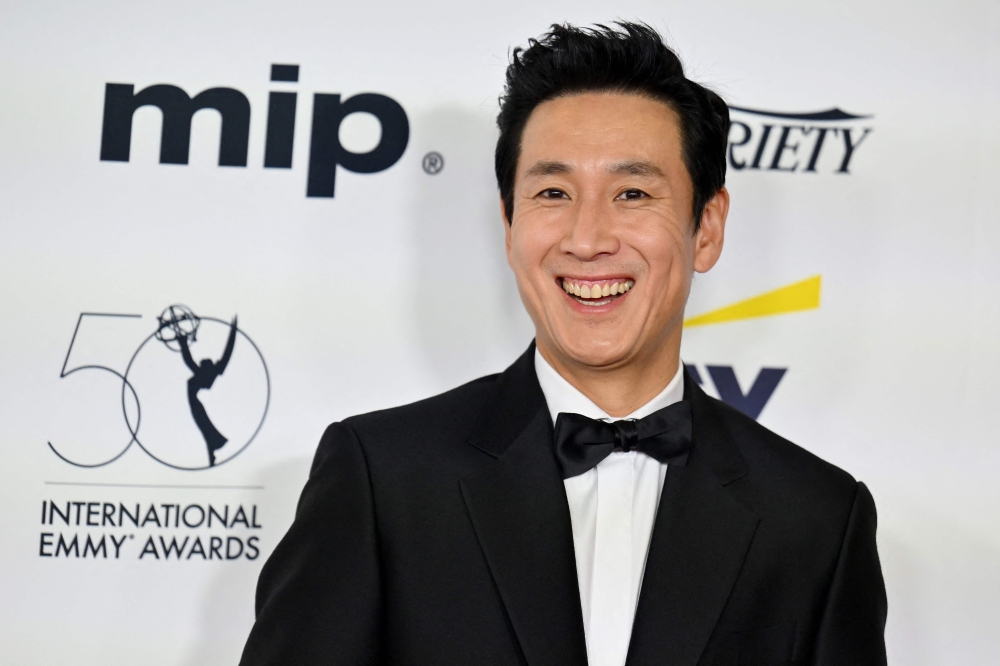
[99,64,409,197]
[727,106,873,174]
[48,306,270,470]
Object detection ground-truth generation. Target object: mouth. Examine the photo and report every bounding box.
[559,277,634,307]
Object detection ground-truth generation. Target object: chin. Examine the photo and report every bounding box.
[549,332,635,369]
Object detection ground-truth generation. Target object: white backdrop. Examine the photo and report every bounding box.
[1,1,999,664]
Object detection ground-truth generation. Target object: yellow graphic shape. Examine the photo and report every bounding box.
[684,275,821,328]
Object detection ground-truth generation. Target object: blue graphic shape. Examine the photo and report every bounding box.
[705,366,787,420]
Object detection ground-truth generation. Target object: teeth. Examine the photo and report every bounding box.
[561,279,634,301]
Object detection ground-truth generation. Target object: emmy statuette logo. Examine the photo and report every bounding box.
[48,306,270,471]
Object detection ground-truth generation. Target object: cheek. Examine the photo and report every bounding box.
[507,237,544,304]
[628,223,690,280]
[510,220,561,281]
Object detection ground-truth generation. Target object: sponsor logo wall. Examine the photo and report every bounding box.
[1,2,998,665]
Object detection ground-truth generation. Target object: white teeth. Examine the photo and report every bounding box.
[562,279,635,302]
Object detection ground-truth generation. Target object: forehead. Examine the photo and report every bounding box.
[518,92,684,172]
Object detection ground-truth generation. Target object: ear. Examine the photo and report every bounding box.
[693,187,729,273]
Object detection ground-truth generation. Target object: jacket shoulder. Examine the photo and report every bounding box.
[337,372,500,446]
[710,396,858,508]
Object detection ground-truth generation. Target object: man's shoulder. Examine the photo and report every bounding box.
[707,395,859,509]
[338,372,501,445]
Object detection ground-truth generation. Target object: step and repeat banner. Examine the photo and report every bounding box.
[1,1,998,664]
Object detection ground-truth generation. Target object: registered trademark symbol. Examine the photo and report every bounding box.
[422,152,444,175]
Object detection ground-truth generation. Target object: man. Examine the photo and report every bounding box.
[241,22,887,666]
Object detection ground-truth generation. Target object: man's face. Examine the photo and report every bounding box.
[505,92,727,372]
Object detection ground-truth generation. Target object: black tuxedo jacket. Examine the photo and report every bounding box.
[241,345,887,665]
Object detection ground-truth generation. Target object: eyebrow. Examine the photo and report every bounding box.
[607,160,664,177]
[523,159,664,178]
[524,160,572,177]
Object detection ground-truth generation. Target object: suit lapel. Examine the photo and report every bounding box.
[462,353,759,666]
[461,344,589,666]
[625,372,760,666]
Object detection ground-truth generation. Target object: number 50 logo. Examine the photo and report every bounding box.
[48,307,270,471]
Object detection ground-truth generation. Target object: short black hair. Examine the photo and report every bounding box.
[495,21,729,230]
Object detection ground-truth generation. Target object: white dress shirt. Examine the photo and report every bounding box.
[534,349,685,666]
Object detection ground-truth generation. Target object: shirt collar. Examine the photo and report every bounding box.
[534,347,685,425]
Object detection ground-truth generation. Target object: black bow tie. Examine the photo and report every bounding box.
[553,401,693,480]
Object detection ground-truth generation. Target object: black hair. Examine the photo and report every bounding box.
[495,21,729,230]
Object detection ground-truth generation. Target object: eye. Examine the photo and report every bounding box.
[616,188,649,201]
[538,188,569,199]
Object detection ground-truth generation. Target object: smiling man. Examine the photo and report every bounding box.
[241,22,887,666]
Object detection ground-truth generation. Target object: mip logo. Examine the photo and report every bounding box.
[99,64,409,197]
[727,106,873,174]
[47,307,270,470]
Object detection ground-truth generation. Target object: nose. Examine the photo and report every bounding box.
[559,196,620,261]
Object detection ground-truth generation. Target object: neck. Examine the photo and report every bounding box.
[536,332,682,418]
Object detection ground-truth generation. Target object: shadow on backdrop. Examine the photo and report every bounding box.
[408,106,534,389]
